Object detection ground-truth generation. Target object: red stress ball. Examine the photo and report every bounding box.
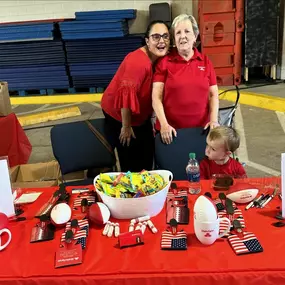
[0,213,8,230]
[88,202,110,226]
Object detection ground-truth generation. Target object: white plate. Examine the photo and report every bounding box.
[14,192,42,205]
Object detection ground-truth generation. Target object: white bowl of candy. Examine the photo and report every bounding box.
[94,170,173,219]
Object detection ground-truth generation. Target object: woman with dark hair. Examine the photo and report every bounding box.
[101,20,170,172]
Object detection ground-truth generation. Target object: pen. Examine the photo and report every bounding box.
[258,194,270,208]
[261,196,273,208]
[245,194,263,210]
[261,187,279,208]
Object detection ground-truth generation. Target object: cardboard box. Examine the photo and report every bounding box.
[9,160,89,189]
[9,161,60,188]
[58,170,86,184]
[0,82,12,116]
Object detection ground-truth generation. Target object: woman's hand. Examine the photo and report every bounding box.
[204,121,220,130]
[119,126,136,146]
[160,124,177,144]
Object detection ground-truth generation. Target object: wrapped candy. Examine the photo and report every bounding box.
[95,182,103,192]
[114,184,128,193]
[127,172,144,192]
[113,173,125,186]
[96,171,166,198]
[133,190,145,198]
[141,183,156,195]
[100,173,114,184]
[113,174,133,191]
[151,174,165,188]
[114,184,129,198]
[119,175,131,186]
[101,182,116,197]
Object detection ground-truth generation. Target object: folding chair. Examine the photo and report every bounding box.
[50,119,116,186]
[149,3,171,28]
[154,127,207,180]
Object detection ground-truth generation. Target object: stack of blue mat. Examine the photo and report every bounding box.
[60,9,136,40]
[0,41,69,91]
[62,9,142,89]
[0,23,54,43]
[0,9,142,93]
[65,36,143,88]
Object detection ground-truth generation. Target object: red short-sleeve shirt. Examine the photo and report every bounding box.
[200,157,247,180]
[153,48,217,130]
[101,48,153,126]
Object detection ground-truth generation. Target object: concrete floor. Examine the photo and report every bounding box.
[223,82,285,98]
[15,92,285,178]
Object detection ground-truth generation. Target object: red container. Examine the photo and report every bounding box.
[235,0,245,32]
[216,74,234,86]
[203,47,234,68]
[198,0,244,85]
[200,13,235,34]
[201,33,235,47]
[199,0,235,14]
[207,53,234,68]
[203,46,234,54]
[233,32,242,84]
[214,67,234,75]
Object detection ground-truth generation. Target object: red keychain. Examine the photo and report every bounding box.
[228,220,263,255]
[55,230,82,268]
[66,219,89,236]
[60,229,87,250]
[161,219,187,250]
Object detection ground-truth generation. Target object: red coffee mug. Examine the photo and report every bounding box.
[0,213,8,230]
[0,213,11,251]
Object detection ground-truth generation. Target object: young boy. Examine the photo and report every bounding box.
[200,126,247,179]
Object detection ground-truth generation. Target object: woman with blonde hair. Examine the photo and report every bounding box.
[152,14,219,144]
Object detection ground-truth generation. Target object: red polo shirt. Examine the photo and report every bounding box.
[153,48,217,130]
[101,48,153,126]
[200,157,247,180]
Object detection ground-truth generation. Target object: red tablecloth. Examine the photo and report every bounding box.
[1,178,284,285]
[0,113,32,167]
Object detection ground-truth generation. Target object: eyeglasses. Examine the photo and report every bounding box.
[149,33,170,42]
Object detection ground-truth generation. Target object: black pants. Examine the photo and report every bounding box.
[103,111,154,172]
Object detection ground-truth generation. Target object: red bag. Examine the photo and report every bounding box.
[0,113,32,167]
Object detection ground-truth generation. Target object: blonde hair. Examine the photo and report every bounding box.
[208,126,240,152]
[171,14,199,39]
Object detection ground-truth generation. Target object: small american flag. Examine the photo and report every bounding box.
[73,196,95,207]
[161,231,187,250]
[66,220,89,236]
[61,230,87,249]
[218,209,245,236]
[228,232,263,255]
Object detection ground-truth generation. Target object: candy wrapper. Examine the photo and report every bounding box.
[99,173,114,184]
[127,172,144,192]
[96,171,166,198]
